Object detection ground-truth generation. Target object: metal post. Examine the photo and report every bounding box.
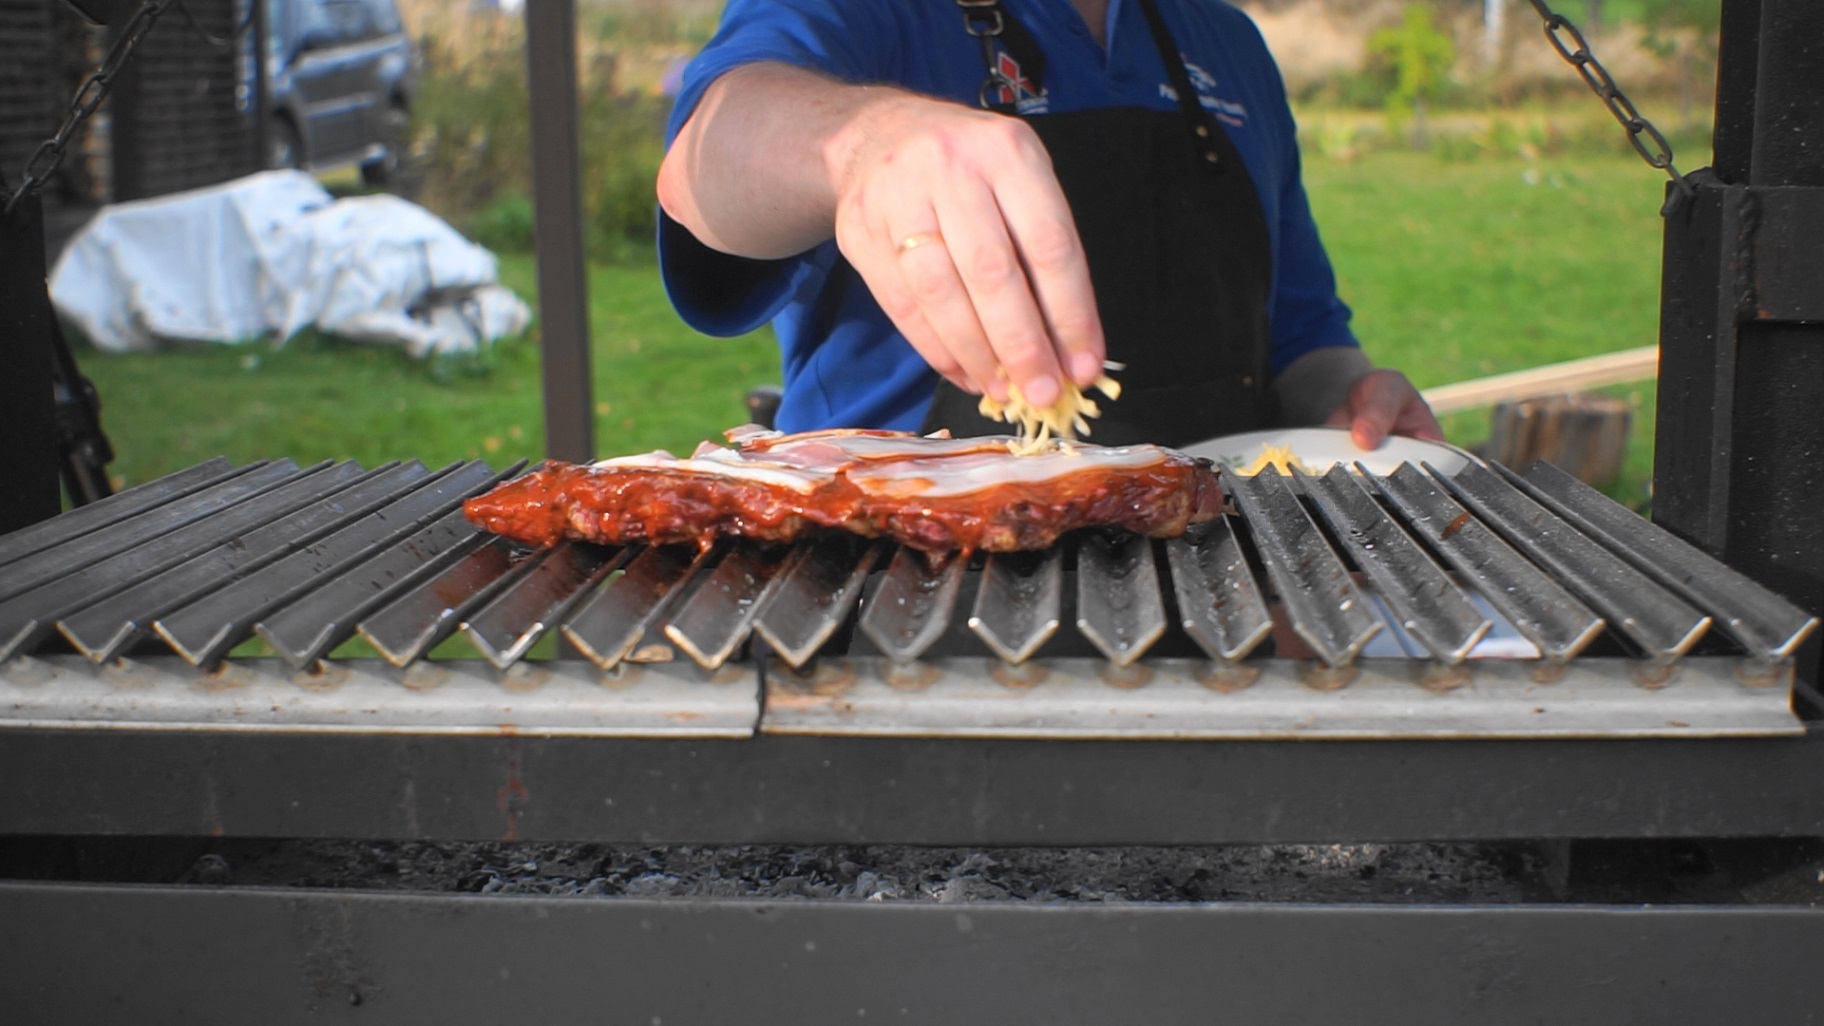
[249,0,269,175]
[522,0,595,463]
[1654,0,1824,684]
[0,194,65,533]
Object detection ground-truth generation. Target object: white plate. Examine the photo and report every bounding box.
[1180,427,1477,476]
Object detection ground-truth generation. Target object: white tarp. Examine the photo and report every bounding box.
[49,169,531,359]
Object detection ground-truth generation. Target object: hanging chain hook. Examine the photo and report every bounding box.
[4,0,249,218]
[1522,0,1698,216]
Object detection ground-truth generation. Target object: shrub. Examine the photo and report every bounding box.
[403,6,673,262]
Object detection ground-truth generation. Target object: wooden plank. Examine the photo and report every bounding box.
[1421,346,1658,414]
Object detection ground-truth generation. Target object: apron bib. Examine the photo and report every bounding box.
[921,0,1274,448]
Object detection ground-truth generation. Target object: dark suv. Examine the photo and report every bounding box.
[263,0,419,186]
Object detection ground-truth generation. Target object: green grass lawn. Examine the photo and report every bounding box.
[73,147,1669,507]
[1304,149,1667,509]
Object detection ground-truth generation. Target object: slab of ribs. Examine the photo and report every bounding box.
[463,428,1224,556]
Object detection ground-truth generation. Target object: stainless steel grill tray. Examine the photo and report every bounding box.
[0,456,1813,740]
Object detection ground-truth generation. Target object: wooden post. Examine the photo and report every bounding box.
[1486,393,1632,488]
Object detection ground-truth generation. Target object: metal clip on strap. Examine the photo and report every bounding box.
[958,0,1017,112]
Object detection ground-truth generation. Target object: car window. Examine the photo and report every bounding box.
[366,0,402,36]
[298,0,372,47]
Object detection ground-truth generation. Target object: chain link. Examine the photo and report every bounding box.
[1523,0,1696,213]
[6,0,176,216]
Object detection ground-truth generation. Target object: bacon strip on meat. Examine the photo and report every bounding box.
[462,428,1225,556]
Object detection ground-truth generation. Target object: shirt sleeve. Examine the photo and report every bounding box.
[1243,18,1359,376]
[659,0,898,337]
[1266,145,1361,375]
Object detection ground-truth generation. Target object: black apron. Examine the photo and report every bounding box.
[919,0,1274,448]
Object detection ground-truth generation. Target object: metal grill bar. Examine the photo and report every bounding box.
[154,461,497,666]
[1303,466,1491,665]
[754,535,881,669]
[1163,518,1273,664]
[1443,461,1712,664]
[0,461,287,603]
[858,548,966,664]
[56,462,429,664]
[461,542,625,670]
[1075,530,1168,667]
[1225,467,1380,667]
[969,548,1063,664]
[0,461,351,661]
[561,544,710,670]
[1515,460,1821,661]
[0,456,236,570]
[356,537,524,667]
[1375,463,1605,663]
[664,543,796,670]
[254,505,500,670]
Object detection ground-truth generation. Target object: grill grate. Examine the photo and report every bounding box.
[0,455,1815,740]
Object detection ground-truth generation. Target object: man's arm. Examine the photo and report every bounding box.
[656,62,1107,410]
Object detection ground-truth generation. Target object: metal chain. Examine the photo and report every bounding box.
[5,0,175,216]
[1523,0,1697,213]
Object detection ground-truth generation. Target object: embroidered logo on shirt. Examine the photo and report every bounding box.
[1161,57,1248,128]
[993,50,1050,114]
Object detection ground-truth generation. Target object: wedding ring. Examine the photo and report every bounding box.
[897,231,945,253]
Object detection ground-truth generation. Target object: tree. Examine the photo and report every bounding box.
[1368,5,1458,149]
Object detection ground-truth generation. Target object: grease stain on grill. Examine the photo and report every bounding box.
[1198,664,1260,693]
[1633,662,1680,690]
[1298,663,1358,692]
[883,661,942,692]
[295,664,349,693]
[499,663,549,692]
[399,663,447,692]
[1418,663,1473,693]
[1099,663,1154,691]
[990,662,1049,690]
[1440,511,1474,540]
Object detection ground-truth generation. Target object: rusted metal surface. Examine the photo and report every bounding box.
[758,655,1801,740]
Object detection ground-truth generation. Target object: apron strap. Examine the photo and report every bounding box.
[1133,0,1224,170]
[957,0,1222,169]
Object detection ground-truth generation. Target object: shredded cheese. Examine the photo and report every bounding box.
[1235,442,1311,476]
[978,370,1123,456]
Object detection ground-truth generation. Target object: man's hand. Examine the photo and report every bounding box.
[658,64,1106,408]
[1323,369,1445,450]
[828,93,1106,406]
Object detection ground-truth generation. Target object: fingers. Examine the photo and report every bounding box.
[977,166,1101,388]
[1326,369,1444,449]
[832,106,1102,402]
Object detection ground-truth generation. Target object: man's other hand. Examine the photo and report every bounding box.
[1323,369,1444,450]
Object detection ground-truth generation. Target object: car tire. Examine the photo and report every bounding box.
[268,117,304,172]
[360,101,413,190]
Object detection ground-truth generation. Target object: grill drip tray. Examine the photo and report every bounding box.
[0,455,1814,740]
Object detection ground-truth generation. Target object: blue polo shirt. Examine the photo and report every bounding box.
[661,0,1358,433]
